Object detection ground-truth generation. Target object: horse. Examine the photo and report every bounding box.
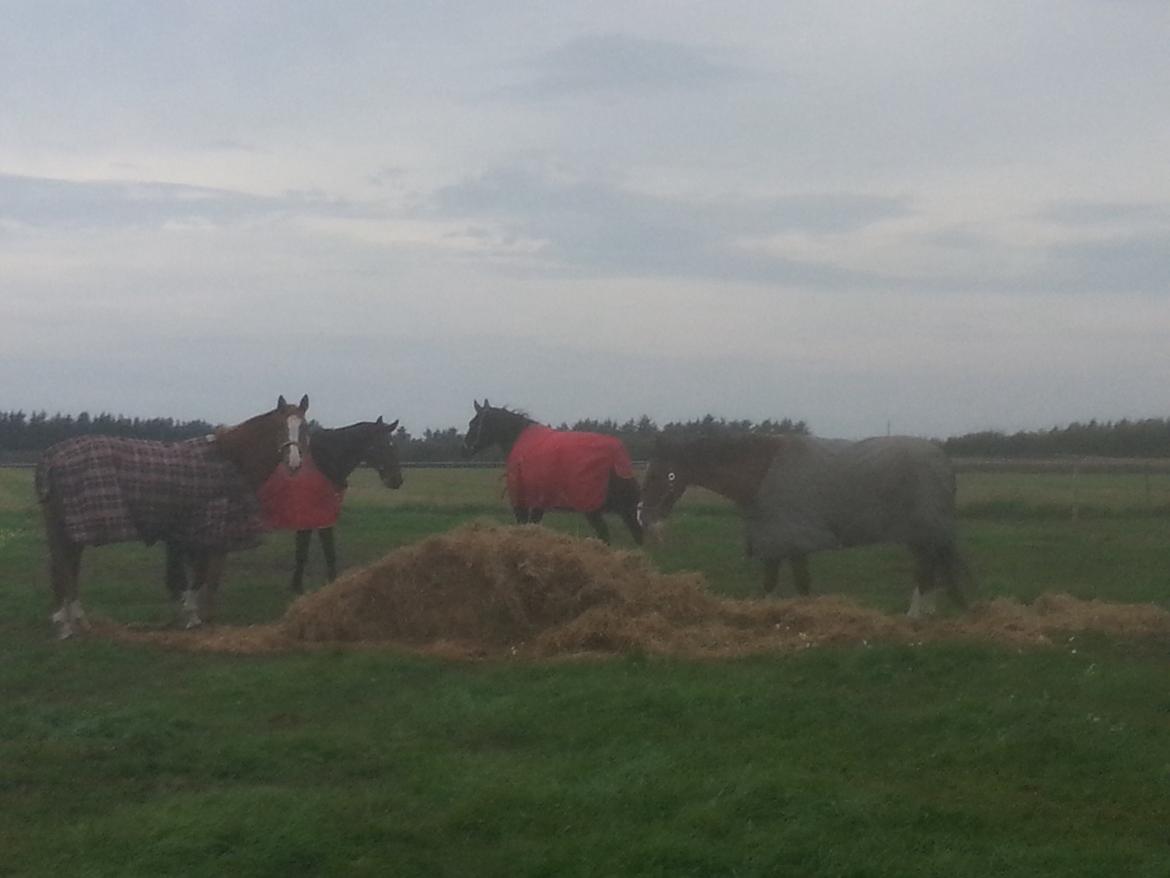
[260,416,403,592]
[638,433,973,617]
[462,399,643,545]
[36,395,311,638]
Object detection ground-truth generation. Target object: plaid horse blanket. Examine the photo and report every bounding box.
[506,425,635,512]
[256,455,344,531]
[36,435,263,550]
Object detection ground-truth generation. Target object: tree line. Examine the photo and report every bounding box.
[0,410,807,462]
[4,409,1168,461]
[941,418,1170,459]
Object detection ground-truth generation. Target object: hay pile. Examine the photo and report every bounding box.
[101,522,1170,658]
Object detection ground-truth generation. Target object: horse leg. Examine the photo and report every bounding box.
[790,554,811,596]
[619,505,644,545]
[181,548,208,628]
[43,505,84,639]
[513,506,530,524]
[908,545,940,619]
[197,552,227,624]
[320,528,338,581]
[529,508,545,525]
[584,511,611,544]
[291,530,312,593]
[605,474,643,545]
[165,542,189,602]
[937,541,975,610]
[761,558,781,597]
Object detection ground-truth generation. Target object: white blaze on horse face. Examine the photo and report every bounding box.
[285,415,303,471]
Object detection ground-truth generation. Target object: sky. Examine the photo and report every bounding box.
[2,1,1168,439]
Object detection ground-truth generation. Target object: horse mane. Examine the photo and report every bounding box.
[489,404,534,423]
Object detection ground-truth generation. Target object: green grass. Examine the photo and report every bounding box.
[3,466,1170,876]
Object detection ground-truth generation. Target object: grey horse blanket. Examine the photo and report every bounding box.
[744,436,956,559]
[36,435,263,550]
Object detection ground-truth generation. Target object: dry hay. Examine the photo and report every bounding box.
[100,522,1170,659]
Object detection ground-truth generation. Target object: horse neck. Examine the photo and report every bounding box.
[489,412,536,457]
[684,436,781,507]
[311,424,374,487]
[214,415,283,489]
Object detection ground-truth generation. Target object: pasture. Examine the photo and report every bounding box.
[2,465,1170,876]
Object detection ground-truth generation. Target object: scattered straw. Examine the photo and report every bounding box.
[97,522,1170,659]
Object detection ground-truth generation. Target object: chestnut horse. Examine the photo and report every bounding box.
[639,433,973,617]
[462,400,642,545]
[37,395,310,638]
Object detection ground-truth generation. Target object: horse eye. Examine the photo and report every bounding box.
[668,472,676,482]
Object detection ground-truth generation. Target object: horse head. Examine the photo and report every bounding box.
[637,435,691,531]
[276,394,311,473]
[463,398,496,457]
[364,416,403,489]
[210,394,310,489]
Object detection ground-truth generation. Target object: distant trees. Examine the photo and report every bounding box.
[943,418,1170,458]
[5,409,1166,461]
[0,410,213,457]
[0,409,808,462]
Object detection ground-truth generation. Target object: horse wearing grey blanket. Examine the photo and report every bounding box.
[639,433,973,617]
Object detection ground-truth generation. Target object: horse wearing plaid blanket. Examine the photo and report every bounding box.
[462,400,643,545]
[37,395,310,638]
[167,416,403,594]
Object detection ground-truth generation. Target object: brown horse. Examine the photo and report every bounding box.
[462,400,643,544]
[37,395,310,638]
[638,433,973,616]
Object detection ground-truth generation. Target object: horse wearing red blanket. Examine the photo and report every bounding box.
[463,400,643,545]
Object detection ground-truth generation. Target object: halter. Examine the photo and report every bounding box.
[638,469,685,526]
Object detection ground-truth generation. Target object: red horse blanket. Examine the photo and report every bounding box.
[506,425,634,512]
[256,455,344,531]
[36,436,262,550]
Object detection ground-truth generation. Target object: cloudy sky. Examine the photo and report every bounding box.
[2,1,1168,438]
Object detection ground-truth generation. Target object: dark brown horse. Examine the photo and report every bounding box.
[639,433,973,616]
[462,400,642,545]
[37,395,310,638]
[277,417,403,592]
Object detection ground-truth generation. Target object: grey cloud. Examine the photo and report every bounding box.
[430,167,908,286]
[0,174,369,230]
[1040,234,1170,295]
[498,33,751,100]
[1040,200,1170,227]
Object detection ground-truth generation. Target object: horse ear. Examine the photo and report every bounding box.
[387,419,399,432]
[473,400,482,413]
[376,415,384,424]
[278,395,287,409]
[298,394,309,412]
[483,398,491,409]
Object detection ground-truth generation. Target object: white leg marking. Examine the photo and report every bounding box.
[69,599,90,630]
[52,604,74,639]
[907,587,923,620]
[182,589,203,629]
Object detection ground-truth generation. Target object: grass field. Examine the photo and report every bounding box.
[2,466,1170,876]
